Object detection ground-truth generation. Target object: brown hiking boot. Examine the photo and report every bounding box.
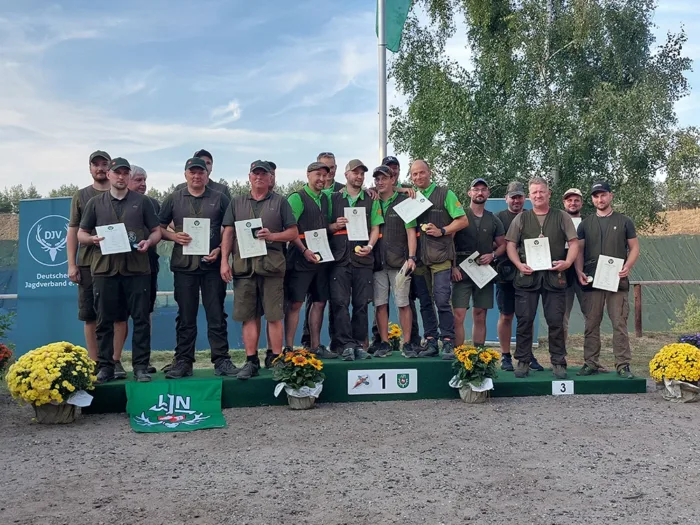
[514,360,530,378]
[552,364,568,379]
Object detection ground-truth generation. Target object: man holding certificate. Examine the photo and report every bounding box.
[220,161,298,379]
[411,160,468,360]
[562,188,586,341]
[451,178,505,350]
[77,157,161,383]
[174,149,232,199]
[158,157,237,379]
[505,176,579,379]
[328,159,384,361]
[575,181,639,378]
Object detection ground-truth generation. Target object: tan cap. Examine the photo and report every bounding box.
[563,188,583,198]
[344,159,368,173]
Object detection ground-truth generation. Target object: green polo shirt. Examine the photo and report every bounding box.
[340,188,384,227]
[418,182,466,219]
[381,191,416,229]
[287,185,332,222]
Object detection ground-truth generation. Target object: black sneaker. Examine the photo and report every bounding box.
[354,347,372,360]
[95,367,115,384]
[161,358,176,373]
[374,342,392,358]
[114,360,127,380]
[576,364,599,376]
[313,345,338,359]
[402,342,419,358]
[165,360,193,379]
[418,339,439,358]
[146,364,157,374]
[134,369,152,382]
[367,339,382,355]
[617,365,634,379]
[283,346,293,354]
[441,340,455,360]
[264,350,275,369]
[501,354,514,371]
[530,356,545,371]
[237,360,260,380]
[214,359,239,376]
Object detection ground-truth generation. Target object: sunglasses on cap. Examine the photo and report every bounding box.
[318,152,335,157]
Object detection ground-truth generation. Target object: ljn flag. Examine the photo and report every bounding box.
[126,379,227,433]
[376,0,412,53]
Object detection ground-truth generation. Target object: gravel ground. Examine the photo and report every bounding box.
[1,384,698,525]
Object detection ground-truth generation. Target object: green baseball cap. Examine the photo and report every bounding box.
[109,157,130,171]
[89,150,111,163]
[307,161,330,173]
[250,160,272,173]
[185,157,208,171]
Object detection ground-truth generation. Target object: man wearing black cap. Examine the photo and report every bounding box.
[158,157,237,378]
[575,182,639,378]
[328,159,383,360]
[77,157,162,383]
[67,151,128,366]
[505,177,579,379]
[221,161,298,379]
[175,149,232,199]
[317,152,345,192]
[285,162,334,355]
[452,178,506,351]
[562,188,585,341]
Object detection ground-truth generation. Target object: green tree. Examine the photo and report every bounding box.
[0,184,42,213]
[48,184,80,198]
[664,127,700,209]
[390,0,692,229]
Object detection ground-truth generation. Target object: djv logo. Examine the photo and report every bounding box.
[26,215,70,267]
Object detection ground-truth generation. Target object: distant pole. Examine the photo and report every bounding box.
[378,0,388,162]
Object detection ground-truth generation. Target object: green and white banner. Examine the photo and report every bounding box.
[125,379,226,433]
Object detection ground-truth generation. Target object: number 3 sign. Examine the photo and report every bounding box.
[552,380,574,395]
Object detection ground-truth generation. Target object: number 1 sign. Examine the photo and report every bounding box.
[347,369,418,395]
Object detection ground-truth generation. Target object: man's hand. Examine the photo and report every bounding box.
[424,223,442,237]
[174,232,192,246]
[550,260,569,272]
[478,253,495,265]
[202,246,220,263]
[451,266,463,282]
[136,239,151,253]
[220,261,233,283]
[356,245,372,257]
[397,187,417,199]
[303,249,320,264]
[91,235,105,246]
[366,188,379,201]
[405,258,416,273]
[517,263,534,275]
[68,264,81,284]
[619,264,631,278]
[332,217,349,232]
[256,228,273,241]
[578,272,589,286]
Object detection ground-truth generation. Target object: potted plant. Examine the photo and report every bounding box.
[448,345,501,403]
[5,341,96,423]
[272,348,325,410]
[0,343,12,374]
[649,342,700,403]
[388,323,402,354]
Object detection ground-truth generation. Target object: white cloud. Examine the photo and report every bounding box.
[210,100,242,126]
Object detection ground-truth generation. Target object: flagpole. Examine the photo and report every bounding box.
[378,0,388,162]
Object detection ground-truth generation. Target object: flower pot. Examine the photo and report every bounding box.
[33,403,77,424]
[287,395,316,410]
[459,386,488,404]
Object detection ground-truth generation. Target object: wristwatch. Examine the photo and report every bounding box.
[409,255,417,262]
[440,227,446,236]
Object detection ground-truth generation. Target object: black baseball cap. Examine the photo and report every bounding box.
[265,160,277,170]
[382,156,399,166]
[590,181,611,195]
[109,157,130,171]
[307,161,330,173]
[373,165,392,177]
[194,149,213,161]
[89,150,111,163]
[185,157,208,171]
[250,160,272,173]
[471,178,489,188]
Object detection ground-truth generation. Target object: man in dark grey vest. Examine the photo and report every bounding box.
[575,182,639,378]
[174,149,232,199]
[78,157,161,383]
[158,157,237,379]
[221,161,298,379]
[285,162,334,356]
[67,151,129,365]
[328,159,384,360]
[505,176,579,379]
[410,160,468,359]
[452,178,505,351]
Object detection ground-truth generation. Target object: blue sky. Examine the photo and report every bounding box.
[0,0,698,194]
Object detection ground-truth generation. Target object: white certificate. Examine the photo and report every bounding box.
[593,255,624,292]
[304,228,334,263]
[344,207,369,241]
[234,218,267,259]
[182,217,211,256]
[459,252,498,289]
[392,191,432,224]
[96,223,131,255]
[524,237,552,271]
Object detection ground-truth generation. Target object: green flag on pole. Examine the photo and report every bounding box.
[377,0,412,53]
[126,379,227,433]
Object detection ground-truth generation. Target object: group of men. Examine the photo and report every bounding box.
[68,148,639,384]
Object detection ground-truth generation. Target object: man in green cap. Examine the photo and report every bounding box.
[410,160,468,359]
[505,176,579,379]
[285,162,334,356]
[77,157,161,383]
[158,157,237,378]
[221,161,298,378]
[67,150,128,369]
[174,149,232,199]
[327,159,383,360]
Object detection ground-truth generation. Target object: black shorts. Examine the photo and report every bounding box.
[78,267,128,322]
[285,267,330,304]
[496,281,516,316]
